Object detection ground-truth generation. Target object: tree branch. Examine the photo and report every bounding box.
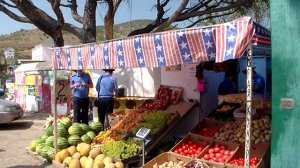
[69,0,84,24]
[186,9,238,28]
[0,3,30,23]
[63,22,81,38]
[153,0,189,32]
[0,0,16,8]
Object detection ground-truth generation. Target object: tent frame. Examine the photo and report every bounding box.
[50,39,255,168]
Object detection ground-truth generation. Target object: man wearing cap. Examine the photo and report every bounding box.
[70,70,93,124]
[96,69,118,129]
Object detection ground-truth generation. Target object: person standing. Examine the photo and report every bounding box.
[96,69,118,130]
[70,70,93,124]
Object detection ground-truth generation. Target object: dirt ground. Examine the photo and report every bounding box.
[0,112,52,168]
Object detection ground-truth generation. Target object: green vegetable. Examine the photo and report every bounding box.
[133,111,171,135]
[102,140,140,160]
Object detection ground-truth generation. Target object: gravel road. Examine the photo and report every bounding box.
[0,112,52,168]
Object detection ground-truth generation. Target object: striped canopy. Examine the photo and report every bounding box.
[51,17,256,70]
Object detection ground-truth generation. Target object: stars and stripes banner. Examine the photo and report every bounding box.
[51,17,256,70]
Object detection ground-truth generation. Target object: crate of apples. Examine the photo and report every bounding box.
[201,144,237,164]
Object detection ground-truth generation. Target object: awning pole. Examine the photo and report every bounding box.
[52,69,58,153]
[244,45,253,168]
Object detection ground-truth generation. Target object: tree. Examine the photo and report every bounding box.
[0,0,269,47]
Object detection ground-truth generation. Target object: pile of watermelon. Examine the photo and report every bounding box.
[29,117,103,161]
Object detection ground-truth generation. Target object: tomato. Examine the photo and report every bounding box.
[203,154,210,160]
[209,153,215,158]
[215,153,222,158]
[214,147,220,153]
[224,150,230,155]
[208,149,214,154]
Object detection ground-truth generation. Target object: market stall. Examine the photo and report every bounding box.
[28,16,271,168]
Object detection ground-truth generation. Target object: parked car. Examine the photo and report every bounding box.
[0,99,23,124]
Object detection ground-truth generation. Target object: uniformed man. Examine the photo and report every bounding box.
[70,70,93,124]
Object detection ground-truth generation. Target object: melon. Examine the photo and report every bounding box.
[46,136,54,147]
[80,123,91,134]
[60,117,72,128]
[67,146,77,156]
[30,140,38,152]
[89,122,103,133]
[57,137,69,149]
[46,125,54,136]
[47,147,56,160]
[68,124,83,136]
[69,159,81,168]
[86,131,96,140]
[36,143,44,154]
[58,126,69,138]
[68,135,82,145]
[81,134,92,144]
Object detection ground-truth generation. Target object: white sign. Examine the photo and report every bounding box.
[4,48,15,64]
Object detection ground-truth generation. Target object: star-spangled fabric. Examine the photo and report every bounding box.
[51,17,257,70]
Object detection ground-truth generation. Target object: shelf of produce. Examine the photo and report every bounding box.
[191,118,224,138]
[144,152,192,168]
[225,143,270,168]
[165,101,197,117]
[144,102,197,153]
[170,133,212,158]
[198,141,240,168]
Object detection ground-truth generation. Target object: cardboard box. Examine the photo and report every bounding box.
[225,143,270,168]
[144,152,192,168]
[170,133,212,158]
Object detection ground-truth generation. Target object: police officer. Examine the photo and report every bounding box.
[70,70,93,124]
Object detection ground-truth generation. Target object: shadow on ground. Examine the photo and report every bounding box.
[0,121,34,130]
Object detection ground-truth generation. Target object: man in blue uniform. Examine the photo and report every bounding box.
[70,70,93,124]
[96,69,118,129]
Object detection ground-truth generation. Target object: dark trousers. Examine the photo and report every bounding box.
[73,97,89,124]
[98,97,114,125]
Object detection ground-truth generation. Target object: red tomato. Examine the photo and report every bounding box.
[215,153,222,158]
[208,149,214,154]
[209,153,215,158]
[214,147,220,153]
[203,154,210,160]
[224,150,230,155]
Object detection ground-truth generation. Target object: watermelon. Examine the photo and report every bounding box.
[86,131,96,140]
[57,137,69,149]
[47,147,56,161]
[40,134,48,141]
[89,122,103,133]
[46,136,54,147]
[68,135,81,145]
[80,124,91,134]
[81,134,92,144]
[68,124,83,136]
[60,117,72,128]
[40,146,49,158]
[36,137,46,144]
[36,143,44,154]
[46,125,54,136]
[57,126,69,138]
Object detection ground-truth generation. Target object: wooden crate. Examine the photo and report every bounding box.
[198,141,240,168]
[170,133,213,158]
[144,152,192,168]
[225,143,270,168]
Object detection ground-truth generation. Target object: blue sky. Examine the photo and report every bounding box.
[0,0,179,35]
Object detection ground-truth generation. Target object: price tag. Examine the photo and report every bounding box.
[136,127,151,139]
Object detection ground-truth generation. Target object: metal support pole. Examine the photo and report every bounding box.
[52,69,58,153]
[244,45,253,168]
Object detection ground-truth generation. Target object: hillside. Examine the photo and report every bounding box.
[0,20,151,59]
